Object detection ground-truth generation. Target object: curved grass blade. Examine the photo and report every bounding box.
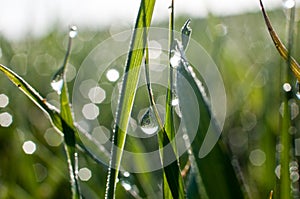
[0,63,112,193]
[162,0,186,198]
[54,26,81,199]
[259,0,300,81]
[144,43,186,198]
[173,38,245,198]
[0,63,143,198]
[104,0,156,198]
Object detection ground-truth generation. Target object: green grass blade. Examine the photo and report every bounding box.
[0,63,113,181]
[260,1,296,197]
[173,40,245,198]
[260,0,300,81]
[105,0,156,198]
[57,28,81,199]
[279,3,295,199]
[144,27,185,199]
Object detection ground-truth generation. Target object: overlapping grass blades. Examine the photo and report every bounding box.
[0,30,82,198]
[55,29,81,199]
[173,27,245,198]
[260,0,298,197]
[104,0,156,198]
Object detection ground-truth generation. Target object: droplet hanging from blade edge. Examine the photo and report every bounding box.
[51,25,78,95]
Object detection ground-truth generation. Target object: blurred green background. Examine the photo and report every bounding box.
[0,7,299,198]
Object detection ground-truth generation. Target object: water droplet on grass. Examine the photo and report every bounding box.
[139,107,158,135]
[170,50,181,68]
[275,164,281,179]
[121,180,132,191]
[51,67,64,94]
[69,25,78,38]
[296,81,300,99]
[171,98,179,106]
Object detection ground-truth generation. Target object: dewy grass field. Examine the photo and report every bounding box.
[0,0,300,198]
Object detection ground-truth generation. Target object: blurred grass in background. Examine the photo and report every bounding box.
[0,7,298,198]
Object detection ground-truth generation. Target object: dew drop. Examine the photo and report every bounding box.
[69,25,78,38]
[296,81,300,99]
[51,67,64,95]
[275,164,281,179]
[171,98,179,106]
[123,171,130,178]
[170,50,181,68]
[139,107,159,135]
[282,0,296,9]
[121,181,132,191]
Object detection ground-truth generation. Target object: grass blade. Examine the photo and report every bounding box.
[56,26,81,199]
[159,1,186,198]
[259,0,300,81]
[105,0,156,198]
[173,38,245,198]
[260,1,297,197]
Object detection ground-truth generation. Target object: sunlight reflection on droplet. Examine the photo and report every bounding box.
[0,94,9,108]
[290,161,299,182]
[249,149,266,166]
[138,107,159,135]
[88,86,106,104]
[44,128,63,147]
[51,79,63,95]
[0,112,13,127]
[82,103,99,120]
[121,181,132,191]
[123,171,130,178]
[69,25,78,38]
[106,69,120,82]
[170,50,181,68]
[275,164,281,179]
[22,141,36,155]
[78,167,92,181]
[171,98,179,106]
